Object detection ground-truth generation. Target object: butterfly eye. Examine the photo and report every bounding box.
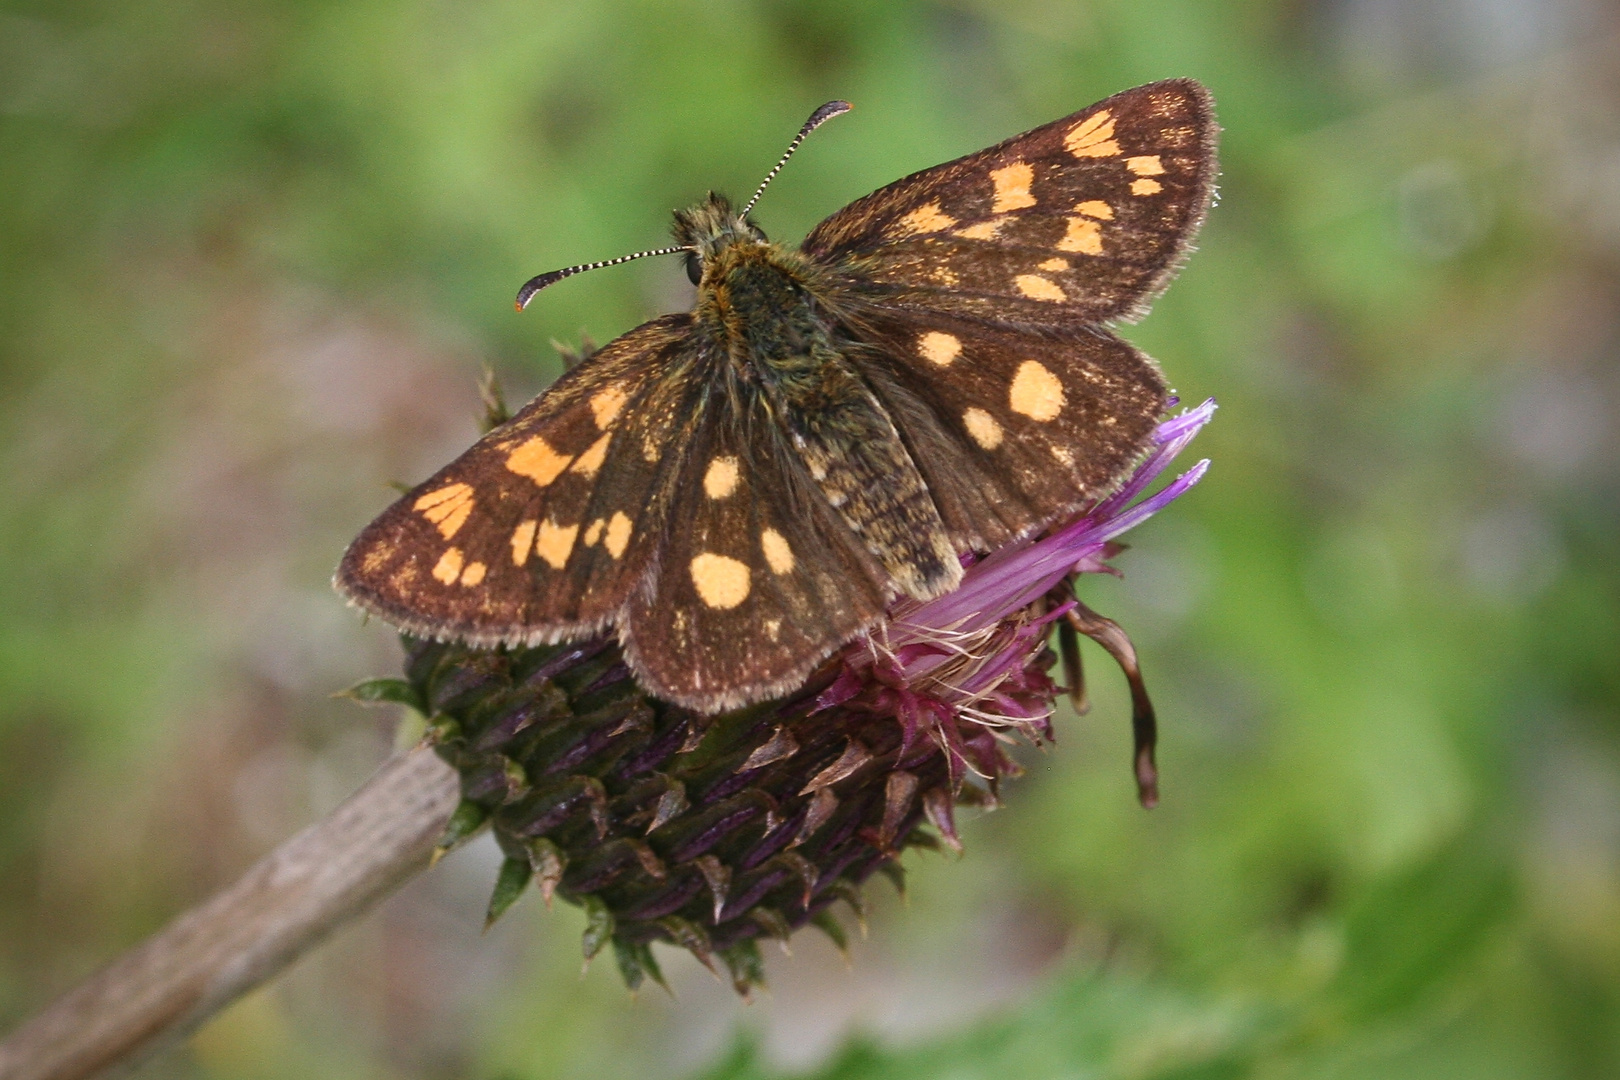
[685,252,703,286]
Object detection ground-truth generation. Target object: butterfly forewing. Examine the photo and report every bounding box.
[335,315,698,643]
[803,79,1215,327]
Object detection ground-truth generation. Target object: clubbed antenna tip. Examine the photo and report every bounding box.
[515,245,693,310]
[740,100,854,218]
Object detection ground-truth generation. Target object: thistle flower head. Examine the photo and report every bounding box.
[853,397,1215,810]
[356,399,1215,994]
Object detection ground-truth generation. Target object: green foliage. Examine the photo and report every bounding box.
[487,856,535,929]
[335,677,426,713]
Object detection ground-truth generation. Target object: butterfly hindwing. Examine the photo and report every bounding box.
[839,311,1168,553]
[335,315,700,643]
[622,370,891,709]
[803,79,1216,328]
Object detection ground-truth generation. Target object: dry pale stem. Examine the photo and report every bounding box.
[0,745,460,1080]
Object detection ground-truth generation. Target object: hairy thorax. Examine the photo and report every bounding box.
[678,201,960,602]
[673,193,837,377]
[695,242,826,367]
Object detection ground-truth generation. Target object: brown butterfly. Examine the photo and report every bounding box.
[336,80,1218,713]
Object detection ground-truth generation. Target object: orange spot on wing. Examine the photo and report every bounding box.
[441,501,474,539]
[535,519,579,569]
[505,436,573,486]
[1126,155,1165,175]
[571,431,611,478]
[962,408,1003,449]
[990,162,1037,212]
[954,218,1008,241]
[1009,360,1065,421]
[415,483,475,538]
[703,456,740,499]
[432,548,464,585]
[761,529,795,574]
[894,202,958,236]
[1015,274,1066,301]
[690,552,750,609]
[510,520,537,566]
[360,543,394,574]
[604,512,632,559]
[589,386,629,429]
[917,331,961,366]
[1065,110,1120,157]
[1075,200,1114,219]
[1131,178,1163,196]
[414,483,470,511]
[1056,217,1103,255]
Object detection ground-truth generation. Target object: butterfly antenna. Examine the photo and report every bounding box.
[739,100,853,219]
[515,245,694,310]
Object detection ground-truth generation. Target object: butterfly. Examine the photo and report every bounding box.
[336,80,1218,713]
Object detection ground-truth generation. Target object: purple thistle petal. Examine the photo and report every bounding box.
[1092,397,1218,518]
[803,397,1215,813]
[887,398,1216,648]
[1077,458,1210,548]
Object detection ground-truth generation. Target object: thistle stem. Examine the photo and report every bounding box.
[0,746,459,1080]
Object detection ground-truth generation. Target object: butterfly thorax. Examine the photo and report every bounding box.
[672,195,964,604]
[691,241,809,357]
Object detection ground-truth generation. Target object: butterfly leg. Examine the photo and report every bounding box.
[1064,599,1158,808]
[1050,572,1091,714]
[1056,600,1088,715]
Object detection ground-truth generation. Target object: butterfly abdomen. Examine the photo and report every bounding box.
[692,245,960,603]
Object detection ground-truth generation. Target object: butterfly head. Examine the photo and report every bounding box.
[671,193,767,285]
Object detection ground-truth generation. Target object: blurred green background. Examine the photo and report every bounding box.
[4,0,1619,1076]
